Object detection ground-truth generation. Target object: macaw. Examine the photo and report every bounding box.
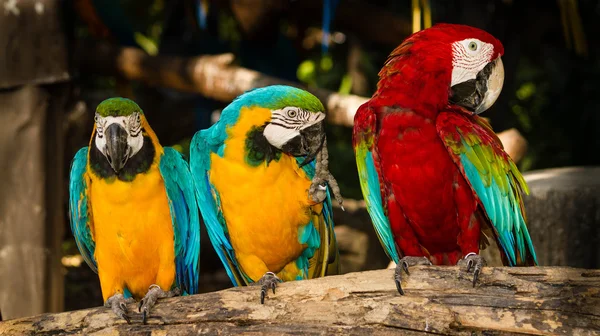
[352,23,538,294]
[190,85,342,303]
[69,98,200,323]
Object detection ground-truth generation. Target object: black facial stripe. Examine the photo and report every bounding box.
[272,116,304,124]
[130,128,142,137]
[269,121,296,129]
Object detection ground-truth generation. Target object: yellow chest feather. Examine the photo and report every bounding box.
[209,107,315,272]
[88,163,176,299]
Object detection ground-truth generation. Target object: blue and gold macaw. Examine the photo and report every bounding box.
[189,85,342,303]
[69,98,200,324]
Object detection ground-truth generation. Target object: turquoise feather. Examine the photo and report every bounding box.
[69,147,97,272]
[158,147,202,295]
[355,145,400,264]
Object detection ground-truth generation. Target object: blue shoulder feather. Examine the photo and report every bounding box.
[189,129,247,286]
[159,148,201,295]
[69,147,97,272]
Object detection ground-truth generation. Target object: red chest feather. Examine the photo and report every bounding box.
[375,109,478,262]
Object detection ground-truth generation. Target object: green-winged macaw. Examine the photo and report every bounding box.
[353,23,538,294]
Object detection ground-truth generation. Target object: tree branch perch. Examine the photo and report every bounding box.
[1,267,598,335]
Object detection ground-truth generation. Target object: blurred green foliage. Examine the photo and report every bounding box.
[74,0,600,202]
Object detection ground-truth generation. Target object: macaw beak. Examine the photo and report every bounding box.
[281,121,326,167]
[449,56,505,114]
[104,123,130,173]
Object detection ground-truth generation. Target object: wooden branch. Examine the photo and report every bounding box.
[498,128,528,163]
[1,267,598,335]
[77,41,365,128]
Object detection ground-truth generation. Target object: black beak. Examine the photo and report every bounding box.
[449,57,503,114]
[105,123,130,173]
[281,122,326,167]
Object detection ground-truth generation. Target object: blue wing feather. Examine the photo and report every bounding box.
[437,112,537,266]
[189,130,247,286]
[355,145,400,264]
[159,148,201,295]
[68,147,98,272]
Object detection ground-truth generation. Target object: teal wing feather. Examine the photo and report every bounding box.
[159,148,202,295]
[437,112,538,266]
[352,105,400,264]
[189,129,248,286]
[68,147,97,273]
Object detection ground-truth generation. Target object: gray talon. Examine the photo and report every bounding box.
[258,272,281,304]
[139,285,181,324]
[394,256,432,295]
[105,293,131,323]
[462,253,486,287]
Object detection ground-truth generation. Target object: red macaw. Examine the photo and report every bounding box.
[353,23,538,294]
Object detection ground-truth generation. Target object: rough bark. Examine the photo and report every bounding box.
[0,85,67,320]
[1,267,598,335]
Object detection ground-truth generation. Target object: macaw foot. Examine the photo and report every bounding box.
[104,293,135,323]
[459,252,487,287]
[138,285,181,324]
[256,272,282,304]
[308,139,344,209]
[394,256,432,295]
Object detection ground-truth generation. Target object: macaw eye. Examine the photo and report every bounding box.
[468,41,478,51]
[287,109,297,118]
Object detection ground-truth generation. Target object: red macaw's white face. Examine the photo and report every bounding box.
[449,38,505,114]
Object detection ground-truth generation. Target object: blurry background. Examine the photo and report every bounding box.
[0,0,599,320]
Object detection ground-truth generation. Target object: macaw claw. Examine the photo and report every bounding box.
[394,256,432,295]
[257,272,281,304]
[138,285,181,324]
[104,293,134,324]
[461,253,487,287]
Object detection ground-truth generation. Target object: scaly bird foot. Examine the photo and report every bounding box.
[394,256,432,295]
[256,272,282,304]
[104,293,135,323]
[138,285,181,324]
[459,252,487,287]
[308,139,344,210]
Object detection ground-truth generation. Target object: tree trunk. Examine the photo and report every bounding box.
[0,0,70,319]
[1,267,598,335]
[0,85,67,320]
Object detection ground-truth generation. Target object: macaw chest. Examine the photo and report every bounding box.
[88,168,176,285]
[377,115,466,244]
[209,153,315,270]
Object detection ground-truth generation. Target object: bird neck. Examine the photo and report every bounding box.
[373,53,452,119]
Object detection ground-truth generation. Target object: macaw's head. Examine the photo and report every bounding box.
[381,23,504,114]
[94,97,145,173]
[230,85,326,166]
